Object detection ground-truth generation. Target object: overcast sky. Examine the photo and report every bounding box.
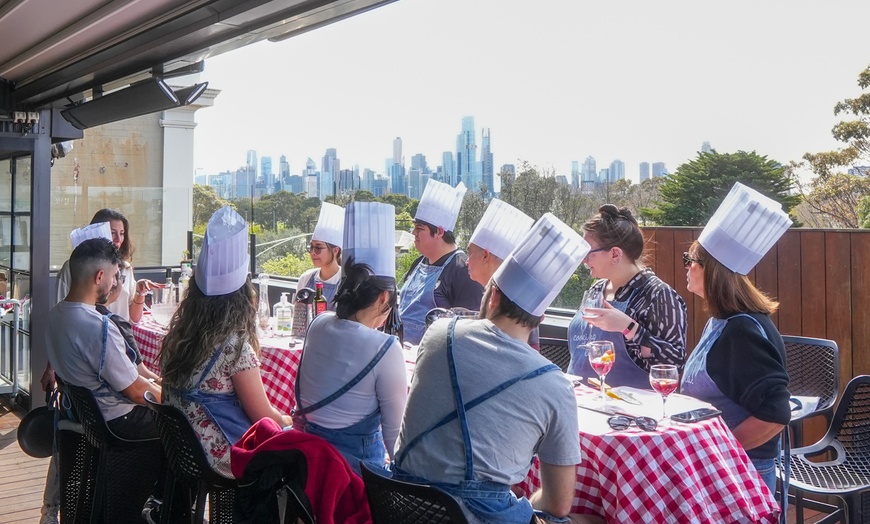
[192,0,870,184]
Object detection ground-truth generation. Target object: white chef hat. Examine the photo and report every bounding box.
[415,180,467,232]
[343,202,396,279]
[699,182,791,275]
[312,202,345,247]
[70,222,113,249]
[195,206,249,296]
[493,213,590,316]
[468,199,534,260]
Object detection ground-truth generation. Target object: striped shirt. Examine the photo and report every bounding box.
[589,268,687,372]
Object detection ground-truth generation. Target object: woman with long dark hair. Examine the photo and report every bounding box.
[161,207,289,478]
[293,202,407,475]
[567,204,687,388]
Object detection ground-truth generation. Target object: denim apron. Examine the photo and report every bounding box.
[393,318,560,524]
[298,270,339,311]
[293,323,396,476]
[566,287,651,388]
[398,251,460,345]
[93,315,137,403]
[169,346,253,445]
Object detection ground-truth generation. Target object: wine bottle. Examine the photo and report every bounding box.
[313,281,327,316]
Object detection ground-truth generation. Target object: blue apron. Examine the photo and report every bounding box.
[299,270,339,311]
[94,315,137,403]
[293,318,396,476]
[398,251,460,345]
[567,287,651,389]
[169,346,253,445]
[393,318,560,524]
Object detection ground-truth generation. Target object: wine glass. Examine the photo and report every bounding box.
[649,364,680,420]
[587,340,615,403]
[149,286,176,327]
[581,288,603,318]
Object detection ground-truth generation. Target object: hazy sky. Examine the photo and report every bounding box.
[192,0,870,184]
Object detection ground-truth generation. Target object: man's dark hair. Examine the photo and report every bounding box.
[69,238,122,283]
[491,283,542,329]
[415,220,456,245]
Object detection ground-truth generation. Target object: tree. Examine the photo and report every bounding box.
[788,65,870,228]
[352,190,377,202]
[630,177,665,225]
[192,184,231,228]
[500,162,559,220]
[381,193,410,213]
[456,186,488,241]
[649,151,799,226]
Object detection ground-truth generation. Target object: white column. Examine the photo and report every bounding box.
[159,87,219,266]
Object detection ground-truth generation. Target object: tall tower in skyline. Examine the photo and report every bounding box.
[261,156,273,193]
[609,159,625,182]
[639,162,650,182]
[456,116,477,188]
[393,137,403,166]
[321,148,339,200]
[581,156,597,193]
[652,162,667,177]
[571,161,580,189]
[304,157,318,199]
[480,128,493,196]
[442,151,455,186]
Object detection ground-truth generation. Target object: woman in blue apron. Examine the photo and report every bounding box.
[568,205,687,388]
[293,256,407,476]
[161,207,291,479]
[297,202,345,311]
[680,241,790,493]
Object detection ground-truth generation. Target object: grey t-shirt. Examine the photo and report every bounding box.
[395,318,581,486]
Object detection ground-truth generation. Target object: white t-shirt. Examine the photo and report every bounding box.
[46,301,138,421]
[296,267,342,292]
[395,318,582,486]
[296,312,408,458]
[56,260,136,321]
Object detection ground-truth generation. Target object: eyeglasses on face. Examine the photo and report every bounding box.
[608,415,658,431]
[308,244,326,254]
[585,246,610,258]
[682,252,703,269]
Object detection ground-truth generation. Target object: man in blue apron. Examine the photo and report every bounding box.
[398,180,484,345]
[394,214,603,524]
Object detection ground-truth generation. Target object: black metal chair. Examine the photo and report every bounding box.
[56,376,163,523]
[539,337,571,372]
[782,375,870,524]
[143,391,239,524]
[783,336,840,438]
[360,461,469,524]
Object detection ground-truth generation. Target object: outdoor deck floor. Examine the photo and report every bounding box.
[0,394,831,524]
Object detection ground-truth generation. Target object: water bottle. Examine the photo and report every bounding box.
[274,292,293,337]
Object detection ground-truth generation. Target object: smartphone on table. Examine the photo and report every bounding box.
[670,407,722,423]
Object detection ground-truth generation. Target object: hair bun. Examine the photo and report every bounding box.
[598,204,637,225]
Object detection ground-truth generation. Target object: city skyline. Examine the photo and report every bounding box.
[192,0,870,185]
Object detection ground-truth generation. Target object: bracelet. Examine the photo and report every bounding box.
[622,320,636,336]
[133,298,145,305]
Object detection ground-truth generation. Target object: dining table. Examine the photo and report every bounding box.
[133,316,780,523]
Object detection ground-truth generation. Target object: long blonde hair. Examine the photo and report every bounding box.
[160,274,259,387]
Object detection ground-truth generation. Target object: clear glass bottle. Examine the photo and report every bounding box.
[257,273,271,334]
[274,292,293,337]
[178,262,191,303]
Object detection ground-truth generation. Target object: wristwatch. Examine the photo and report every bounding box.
[622,320,636,336]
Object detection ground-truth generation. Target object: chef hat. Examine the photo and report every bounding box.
[195,206,249,296]
[70,222,113,249]
[343,202,396,279]
[415,180,467,232]
[312,202,345,247]
[699,182,791,275]
[493,213,590,316]
[468,199,534,260]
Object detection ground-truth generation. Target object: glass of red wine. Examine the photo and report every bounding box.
[649,364,679,420]
[587,341,615,403]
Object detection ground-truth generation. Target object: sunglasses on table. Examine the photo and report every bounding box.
[682,252,703,269]
[607,415,658,432]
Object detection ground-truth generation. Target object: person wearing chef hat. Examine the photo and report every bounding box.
[465,199,540,350]
[293,201,407,476]
[160,206,291,481]
[297,202,344,311]
[393,214,602,524]
[398,180,484,345]
[681,182,792,494]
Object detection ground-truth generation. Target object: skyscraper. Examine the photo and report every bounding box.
[609,159,625,182]
[279,155,290,190]
[639,162,650,182]
[408,167,423,199]
[571,161,580,189]
[442,151,455,186]
[701,141,713,153]
[321,148,339,200]
[304,158,318,198]
[652,162,667,177]
[581,156,597,193]
[261,156,273,193]
[246,150,258,180]
[389,163,406,196]
[411,153,428,173]
[480,128,493,196]
[456,116,477,188]
[393,137,403,166]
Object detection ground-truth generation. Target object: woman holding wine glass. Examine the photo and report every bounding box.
[568,205,687,389]
[680,183,792,493]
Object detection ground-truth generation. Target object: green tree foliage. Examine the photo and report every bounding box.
[192,184,231,228]
[858,195,870,228]
[789,65,870,228]
[260,253,315,277]
[352,190,377,202]
[381,193,410,212]
[396,247,421,285]
[649,151,799,226]
[456,186,488,242]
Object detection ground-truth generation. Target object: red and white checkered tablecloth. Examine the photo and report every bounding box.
[515,385,781,523]
[132,316,303,415]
